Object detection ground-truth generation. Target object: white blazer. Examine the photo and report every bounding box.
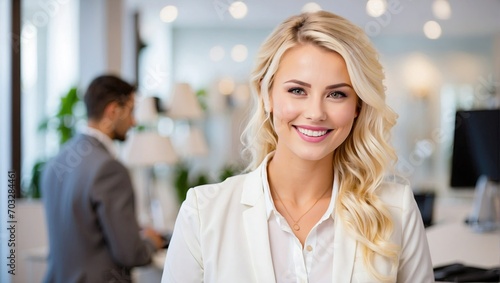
[162,161,434,283]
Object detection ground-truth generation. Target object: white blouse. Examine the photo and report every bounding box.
[261,162,339,283]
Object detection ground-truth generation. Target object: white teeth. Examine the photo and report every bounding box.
[297,128,328,137]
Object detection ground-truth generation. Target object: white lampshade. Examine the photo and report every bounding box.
[135,96,159,124]
[166,83,203,119]
[174,126,209,157]
[122,131,178,166]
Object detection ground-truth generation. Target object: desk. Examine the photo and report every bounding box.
[426,196,500,268]
[22,246,49,283]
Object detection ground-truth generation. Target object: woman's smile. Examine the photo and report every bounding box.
[294,125,332,142]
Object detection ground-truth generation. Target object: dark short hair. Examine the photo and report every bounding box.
[83,75,136,120]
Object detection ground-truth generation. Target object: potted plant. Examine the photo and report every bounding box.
[23,87,82,198]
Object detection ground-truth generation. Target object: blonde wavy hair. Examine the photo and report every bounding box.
[241,11,400,282]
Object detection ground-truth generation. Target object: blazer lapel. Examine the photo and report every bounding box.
[241,168,276,283]
[332,219,357,282]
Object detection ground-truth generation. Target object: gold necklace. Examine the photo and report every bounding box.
[273,186,330,231]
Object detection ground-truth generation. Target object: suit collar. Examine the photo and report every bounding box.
[80,126,117,158]
[241,154,276,282]
[72,134,111,157]
[240,153,272,206]
[243,198,277,282]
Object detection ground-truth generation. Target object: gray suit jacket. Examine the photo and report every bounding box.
[41,134,156,283]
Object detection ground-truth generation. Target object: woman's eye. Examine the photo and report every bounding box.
[328,91,347,98]
[288,88,306,95]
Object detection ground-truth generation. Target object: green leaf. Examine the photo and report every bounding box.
[28,86,82,198]
[23,159,47,199]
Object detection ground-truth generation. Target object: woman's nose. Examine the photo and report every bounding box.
[303,96,326,121]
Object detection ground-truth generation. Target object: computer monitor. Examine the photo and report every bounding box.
[450,109,500,189]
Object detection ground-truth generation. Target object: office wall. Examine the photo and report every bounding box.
[79,0,134,88]
[171,27,269,89]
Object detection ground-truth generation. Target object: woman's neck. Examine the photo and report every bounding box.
[267,152,334,206]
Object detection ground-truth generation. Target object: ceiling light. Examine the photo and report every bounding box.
[229,1,248,19]
[160,5,178,23]
[209,46,225,62]
[366,0,387,17]
[301,2,322,13]
[423,21,442,39]
[432,0,451,20]
[231,44,248,62]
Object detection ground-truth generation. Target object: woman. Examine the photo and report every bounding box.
[162,11,433,283]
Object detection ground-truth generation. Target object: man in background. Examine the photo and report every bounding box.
[41,74,165,283]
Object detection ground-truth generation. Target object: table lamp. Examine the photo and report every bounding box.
[173,125,209,158]
[122,130,178,232]
[165,82,203,120]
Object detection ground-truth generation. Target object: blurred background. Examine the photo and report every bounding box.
[1,0,499,282]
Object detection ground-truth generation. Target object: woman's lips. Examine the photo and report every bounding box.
[294,126,332,142]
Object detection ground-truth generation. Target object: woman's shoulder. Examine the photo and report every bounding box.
[192,172,250,192]
[376,174,414,208]
[382,173,411,188]
[186,172,253,208]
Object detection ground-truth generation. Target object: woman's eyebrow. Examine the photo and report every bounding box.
[325,83,353,90]
[284,79,353,90]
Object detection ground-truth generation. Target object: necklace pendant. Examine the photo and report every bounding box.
[293,224,300,231]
